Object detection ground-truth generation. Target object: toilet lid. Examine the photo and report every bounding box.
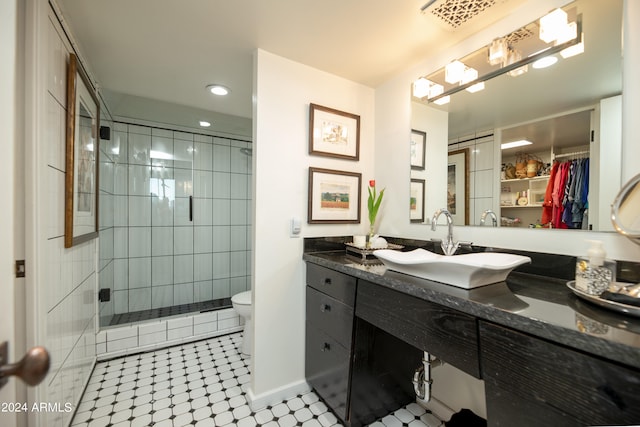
[232,290,251,305]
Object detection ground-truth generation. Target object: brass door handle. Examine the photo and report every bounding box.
[0,342,50,388]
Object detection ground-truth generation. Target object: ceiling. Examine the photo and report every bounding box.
[56,0,531,121]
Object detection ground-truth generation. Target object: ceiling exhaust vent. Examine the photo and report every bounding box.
[421,0,523,31]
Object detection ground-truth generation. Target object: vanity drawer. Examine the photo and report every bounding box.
[480,321,640,426]
[306,286,354,348]
[305,322,350,423]
[356,280,480,378]
[306,263,356,307]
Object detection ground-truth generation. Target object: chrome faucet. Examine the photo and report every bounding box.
[431,208,459,256]
[480,209,498,227]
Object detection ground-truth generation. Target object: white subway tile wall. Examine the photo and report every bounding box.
[44,10,99,427]
[96,309,242,360]
[101,119,252,326]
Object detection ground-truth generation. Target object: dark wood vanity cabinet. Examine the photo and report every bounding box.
[480,321,640,427]
[356,279,481,378]
[305,264,357,424]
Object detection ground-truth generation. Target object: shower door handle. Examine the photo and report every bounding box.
[189,196,193,222]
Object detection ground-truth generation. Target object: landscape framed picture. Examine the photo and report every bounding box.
[308,167,361,223]
[410,129,426,170]
[309,103,360,160]
[410,178,425,223]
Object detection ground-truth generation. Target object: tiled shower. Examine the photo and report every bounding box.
[98,121,252,328]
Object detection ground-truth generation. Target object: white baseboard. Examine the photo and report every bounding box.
[246,380,311,411]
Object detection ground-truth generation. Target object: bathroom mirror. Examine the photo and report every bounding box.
[612,173,640,244]
[410,0,623,231]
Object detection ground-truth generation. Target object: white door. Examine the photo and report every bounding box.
[0,1,20,426]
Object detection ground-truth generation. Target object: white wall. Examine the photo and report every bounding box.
[374,0,640,416]
[411,102,448,223]
[250,49,375,406]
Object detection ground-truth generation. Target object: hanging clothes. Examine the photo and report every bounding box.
[544,156,589,229]
[541,161,560,226]
[553,161,570,229]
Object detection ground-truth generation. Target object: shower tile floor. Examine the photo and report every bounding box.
[70,333,443,427]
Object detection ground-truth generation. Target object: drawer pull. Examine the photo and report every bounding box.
[323,278,332,285]
[321,343,331,352]
[320,304,331,313]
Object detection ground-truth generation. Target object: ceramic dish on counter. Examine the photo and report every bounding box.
[566,280,640,318]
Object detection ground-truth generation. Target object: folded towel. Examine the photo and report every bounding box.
[600,291,640,307]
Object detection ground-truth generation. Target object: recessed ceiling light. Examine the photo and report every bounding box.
[501,139,533,150]
[532,56,558,69]
[199,121,211,127]
[206,84,230,96]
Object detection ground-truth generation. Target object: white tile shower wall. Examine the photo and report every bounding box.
[97,309,242,360]
[41,10,99,427]
[110,121,252,317]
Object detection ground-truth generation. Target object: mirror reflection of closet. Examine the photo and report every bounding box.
[411,0,622,232]
[498,109,591,230]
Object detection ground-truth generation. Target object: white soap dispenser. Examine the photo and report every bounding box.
[575,240,616,295]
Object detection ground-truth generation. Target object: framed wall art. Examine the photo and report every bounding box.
[447,148,470,226]
[308,167,361,223]
[309,103,360,160]
[65,53,100,248]
[410,178,425,223]
[410,129,426,170]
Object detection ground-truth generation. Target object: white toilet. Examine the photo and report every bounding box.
[231,290,252,356]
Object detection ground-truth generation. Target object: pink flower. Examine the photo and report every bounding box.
[369,180,376,187]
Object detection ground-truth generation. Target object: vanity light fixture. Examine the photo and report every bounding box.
[433,95,450,105]
[428,81,444,99]
[505,49,528,77]
[488,38,508,66]
[557,22,584,58]
[199,121,211,127]
[532,55,558,69]
[413,78,445,99]
[206,84,230,96]
[461,67,485,93]
[501,139,533,150]
[445,61,466,84]
[560,33,584,58]
[539,8,568,43]
[413,77,430,98]
[422,9,581,105]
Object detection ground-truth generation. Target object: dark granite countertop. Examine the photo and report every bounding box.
[303,250,640,369]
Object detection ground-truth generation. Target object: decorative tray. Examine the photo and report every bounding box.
[345,242,404,265]
[566,281,640,318]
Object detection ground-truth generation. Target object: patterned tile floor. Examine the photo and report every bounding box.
[71,333,443,427]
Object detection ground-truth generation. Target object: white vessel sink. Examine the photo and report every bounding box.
[373,248,531,289]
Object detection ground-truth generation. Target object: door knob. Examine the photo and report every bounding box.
[0,342,50,388]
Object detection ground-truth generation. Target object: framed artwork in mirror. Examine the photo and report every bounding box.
[308,167,361,224]
[447,148,469,226]
[410,179,425,223]
[410,129,426,170]
[64,53,100,248]
[309,103,360,160]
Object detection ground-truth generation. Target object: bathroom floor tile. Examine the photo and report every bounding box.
[70,332,442,427]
